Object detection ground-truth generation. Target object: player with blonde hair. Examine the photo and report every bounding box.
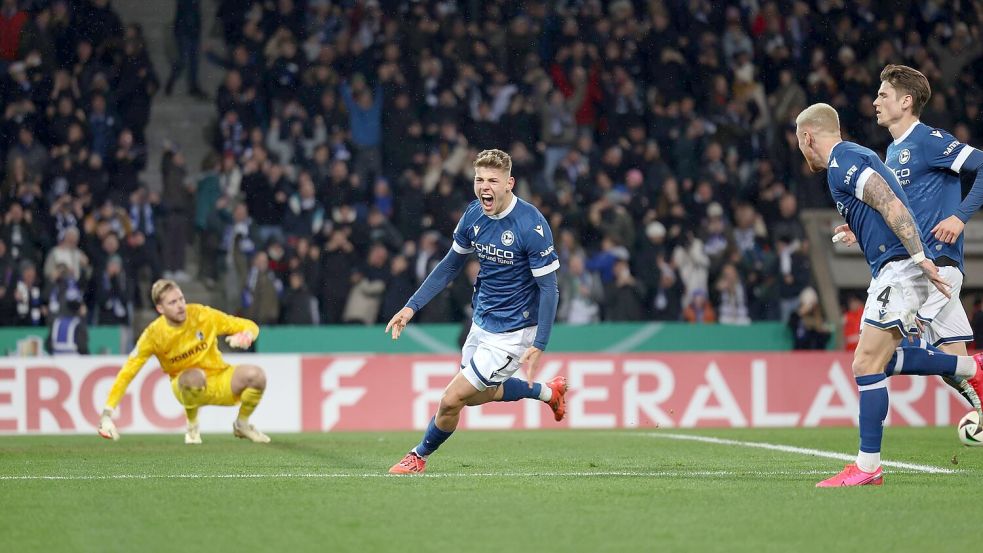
[385,148,567,474]
[795,103,983,486]
[97,279,271,444]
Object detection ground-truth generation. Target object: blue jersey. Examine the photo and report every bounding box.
[452,196,560,333]
[827,141,922,277]
[885,122,971,270]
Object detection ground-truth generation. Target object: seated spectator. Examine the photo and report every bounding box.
[683,289,717,324]
[46,288,88,354]
[789,287,830,350]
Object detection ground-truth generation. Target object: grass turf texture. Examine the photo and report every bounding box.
[1,427,979,553]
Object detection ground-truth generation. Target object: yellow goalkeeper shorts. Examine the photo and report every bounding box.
[170,365,238,407]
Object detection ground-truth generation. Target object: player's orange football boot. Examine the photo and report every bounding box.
[389,451,426,474]
[546,376,568,422]
[815,464,883,487]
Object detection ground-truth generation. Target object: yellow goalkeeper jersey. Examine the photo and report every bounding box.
[104,304,260,409]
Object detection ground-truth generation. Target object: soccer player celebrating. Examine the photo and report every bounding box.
[97,279,271,444]
[795,104,983,487]
[385,149,567,475]
[834,64,983,413]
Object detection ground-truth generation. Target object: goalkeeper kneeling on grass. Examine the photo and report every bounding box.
[98,279,270,444]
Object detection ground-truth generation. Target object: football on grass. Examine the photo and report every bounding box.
[958,411,983,446]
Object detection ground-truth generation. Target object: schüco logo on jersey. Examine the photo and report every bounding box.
[474,243,515,265]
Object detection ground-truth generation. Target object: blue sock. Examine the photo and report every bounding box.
[413,416,453,457]
[883,337,957,376]
[501,378,542,401]
[857,374,888,454]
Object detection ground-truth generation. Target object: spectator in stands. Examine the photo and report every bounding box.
[789,287,830,350]
[842,295,864,352]
[683,289,717,324]
[46,288,88,354]
[241,250,280,325]
[0,0,27,63]
[280,271,317,325]
[123,188,162,306]
[165,0,206,100]
[380,253,415,325]
[604,259,646,321]
[160,143,192,281]
[319,227,356,324]
[716,263,751,325]
[43,226,87,284]
[558,252,603,324]
[343,243,388,325]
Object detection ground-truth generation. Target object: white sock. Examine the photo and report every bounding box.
[955,357,977,378]
[538,384,552,402]
[856,451,881,473]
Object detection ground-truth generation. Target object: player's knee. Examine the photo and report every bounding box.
[247,367,266,389]
[178,368,206,389]
[438,393,466,415]
[851,356,881,377]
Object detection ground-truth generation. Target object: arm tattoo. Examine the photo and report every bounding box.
[862,172,924,257]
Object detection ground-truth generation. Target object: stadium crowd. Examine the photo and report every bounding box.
[2,0,983,348]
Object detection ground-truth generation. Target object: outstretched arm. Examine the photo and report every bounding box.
[386,249,469,340]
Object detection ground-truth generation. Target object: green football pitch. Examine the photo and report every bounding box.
[2,427,979,553]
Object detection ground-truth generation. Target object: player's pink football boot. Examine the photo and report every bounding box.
[815,464,883,487]
[967,354,983,419]
[546,376,568,422]
[389,451,427,475]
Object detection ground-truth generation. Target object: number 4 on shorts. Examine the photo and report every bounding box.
[877,287,891,308]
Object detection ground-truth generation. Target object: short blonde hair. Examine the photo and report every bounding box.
[474,149,512,174]
[151,279,180,306]
[795,103,840,136]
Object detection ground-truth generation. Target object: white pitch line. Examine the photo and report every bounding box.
[0,468,948,481]
[643,433,957,474]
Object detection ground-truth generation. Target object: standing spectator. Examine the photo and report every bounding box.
[160,143,192,280]
[241,250,280,325]
[604,259,646,321]
[165,0,206,99]
[842,295,864,352]
[108,128,146,205]
[124,188,162,305]
[716,263,751,325]
[0,0,27,62]
[279,271,317,325]
[342,243,388,325]
[380,254,415,325]
[14,260,43,326]
[340,75,383,187]
[114,32,159,143]
[558,253,604,324]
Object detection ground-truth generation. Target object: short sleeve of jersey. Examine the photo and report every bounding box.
[452,201,477,255]
[923,127,979,173]
[829,150,877,202]
[525,213,560,277]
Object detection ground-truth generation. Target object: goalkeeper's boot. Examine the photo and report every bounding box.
[233,420,271,443]
[185,421,202,445]
[815,464,883,487]
[546,376,568,422]
[389,451,426,475]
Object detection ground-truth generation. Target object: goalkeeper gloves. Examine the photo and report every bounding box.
[225,331,255,349]
[98,408,119,441]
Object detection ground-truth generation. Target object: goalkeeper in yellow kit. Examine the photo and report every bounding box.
[97,279,271,444]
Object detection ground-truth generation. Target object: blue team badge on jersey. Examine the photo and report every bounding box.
[899,149,910,164]
[501,230,515,246]
[196,330,204,341]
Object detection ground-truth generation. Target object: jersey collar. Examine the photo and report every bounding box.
[486,194,518,220]
[893,120,921,145]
